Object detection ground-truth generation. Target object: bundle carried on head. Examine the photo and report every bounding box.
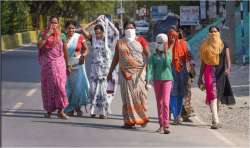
[91,15,120,51]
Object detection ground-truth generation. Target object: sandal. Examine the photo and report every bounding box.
[66,110,75,117]
[141,123,148,128]
[163,128,170,134]
[99,115,106,119]
[121,125,135,129]
[141,121,149,128]
[182,118,193,122]
[211,123,222,129]
[76,111,83,117]
[173,119,179,125]
[173,116,182,125]
[155,127,163,133]
[44,112,51,118]
[57,112,69,120]
[105,113,112,119]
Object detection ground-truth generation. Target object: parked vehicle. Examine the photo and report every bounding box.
[135,20,149,35]
[152,15,179,40]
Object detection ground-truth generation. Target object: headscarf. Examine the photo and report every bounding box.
[168,30,190,72]
[156,33,168,43]
[42,22,61,49]
[199,32,224,65]
[155,33,168,52]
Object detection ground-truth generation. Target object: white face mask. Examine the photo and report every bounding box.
[125,29,136,41]
[157,43,164,52]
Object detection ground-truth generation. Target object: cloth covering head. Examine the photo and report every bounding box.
[156,33,168,43]
[168,30,190,72]
[199,31,224,65]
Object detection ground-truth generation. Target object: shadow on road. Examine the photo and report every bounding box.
[33,120,124,130]
[31,120,158,134]
[1,114,43,119]
[1,109,210,130]
[111,114,158,123]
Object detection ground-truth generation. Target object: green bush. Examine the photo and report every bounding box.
[1,1,32,35]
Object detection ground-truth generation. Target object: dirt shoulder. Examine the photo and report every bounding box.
[191,64,249,147]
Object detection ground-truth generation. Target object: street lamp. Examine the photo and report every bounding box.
[120,0,123,35]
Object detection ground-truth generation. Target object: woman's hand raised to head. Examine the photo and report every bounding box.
[97,15,105,21]
[164,42,169,53]
[46,27,53,37]
[89,20,97,27]
[48,24,57,34]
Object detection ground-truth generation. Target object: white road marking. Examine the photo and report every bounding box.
[231,84,250,88]
[26,88,37,97]
[5,102,24,115]
[1,49,15,54]
[1,44,37,54]
[2,49,37,54]
[193,116,236,147]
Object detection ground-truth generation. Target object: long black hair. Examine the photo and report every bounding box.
[123,20,136,30]
[209,26,220,33]
[178,28,184,39]
[49,16,59,22]
[65,20,77,29]
[94,24,104,32]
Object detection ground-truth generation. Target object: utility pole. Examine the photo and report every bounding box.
[225,0,236,63]
[120,0,123,35]
[240,1,245,64]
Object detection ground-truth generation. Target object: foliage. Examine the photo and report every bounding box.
[1,1,31,34]
[1,0,199,35]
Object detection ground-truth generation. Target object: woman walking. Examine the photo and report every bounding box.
[146,33,173,134]
[37,16,69,119]
[198,26,235,129]
[168,29,191,124]
[63,20,90,117]
[107,21,150,128]
[81,16,119,119]
[178,29,196,122]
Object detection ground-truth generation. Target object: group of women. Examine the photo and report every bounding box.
[38,15,235,135]
[38,15,119,120]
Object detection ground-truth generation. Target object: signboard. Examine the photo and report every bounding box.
[138,7,147,17]
[180,6,200,26]
[117,8,125,14]
[151,6,168,21]
[200,1,206,19]
[208,0,217,19]
[218,1,226,17]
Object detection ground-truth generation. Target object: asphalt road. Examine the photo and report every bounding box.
[1,44,241,147]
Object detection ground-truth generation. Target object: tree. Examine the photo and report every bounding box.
[26,1,57,29]
[225,1,236,62]
[1,1,30,34]
[0,1,125,35]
